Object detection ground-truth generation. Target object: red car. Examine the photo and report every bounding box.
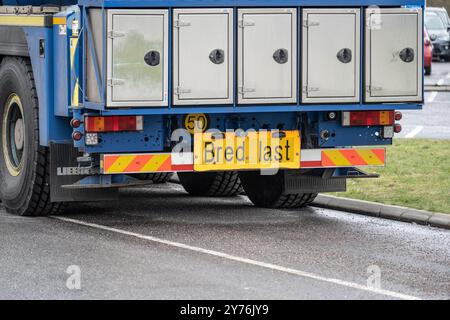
[424,28,433,75]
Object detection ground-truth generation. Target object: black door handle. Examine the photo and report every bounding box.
[337,48,352,64]
[399,47,415,63]
[273,49,289,64]
[209,49,225,65]
[144,50,161,67]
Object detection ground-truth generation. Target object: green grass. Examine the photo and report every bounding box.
[332,139,450,214]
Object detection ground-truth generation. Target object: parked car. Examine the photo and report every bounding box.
[425,11,450,61]
[427,7,450,31]
[424,27,433,75]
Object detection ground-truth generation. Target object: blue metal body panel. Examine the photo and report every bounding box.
[53,10,77,117]
[317,115,390,147]
[76,112,388,151]
[25,27,72,146]
[84,116,165,153]
[93,103,423,116]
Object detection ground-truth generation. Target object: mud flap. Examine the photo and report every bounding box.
[284,170,347,194]
[49,143,118,202]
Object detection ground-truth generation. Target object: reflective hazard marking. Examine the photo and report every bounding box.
[101,148,386,174]
[322,149,385,167]
[103,154,172,174]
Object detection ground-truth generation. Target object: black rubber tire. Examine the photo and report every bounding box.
[239,171,318,209]
[178,171,243,197]
[0,57,64,216]
[425,66,432,76]
[131,172,174,184]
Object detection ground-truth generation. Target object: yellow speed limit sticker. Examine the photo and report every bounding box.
[184,114,209,134]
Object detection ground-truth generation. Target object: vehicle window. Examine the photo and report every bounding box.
[437,11,450,25]
[445,12,450,25]
[426,14,445,30]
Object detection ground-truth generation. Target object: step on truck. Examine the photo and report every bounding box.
[0,0,424,215]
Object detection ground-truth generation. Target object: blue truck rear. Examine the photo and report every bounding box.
[0,0,424,215]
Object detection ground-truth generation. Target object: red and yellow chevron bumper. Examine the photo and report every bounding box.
[101,148,385,174]
[321,149,385,168]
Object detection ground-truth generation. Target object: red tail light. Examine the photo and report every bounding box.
[70,118,81,129]
[72,131,83,141]
[342,111,395,127]
[85,116,143,133]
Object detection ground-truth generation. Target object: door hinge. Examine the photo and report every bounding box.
[238,20,255,28]
[303,86,320,94]
[175,87,192,95]
[367,17,383,30]
[174,20,191,28]
[303,20,320,28]
[368,85,383,93]
[239,86,256,94]
[107,31,126,39]
[107,78,126,87]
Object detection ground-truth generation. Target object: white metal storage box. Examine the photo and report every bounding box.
[106,9,169,107]
[238,8,298,104]
[365,7,423,103]
[302,8,361,104]
[173,9,233,105]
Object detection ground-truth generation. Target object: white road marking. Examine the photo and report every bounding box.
[437,72,450,84]
[405,126,424,139]
[53,216,421,300]
[426,91,438,103]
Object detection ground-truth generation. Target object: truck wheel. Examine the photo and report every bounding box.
[0,57,64,216]
[178,171,243,197]
[132,172,174,184]
[239,171,318,209]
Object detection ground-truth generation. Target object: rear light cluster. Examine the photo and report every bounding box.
[85,116,143,133]
[342,111,402,139]
[71,116,144,145]
[342,111,395,127]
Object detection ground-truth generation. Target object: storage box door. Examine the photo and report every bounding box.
[238,9,297,104]
[365,8,423,103]
[174,9,233,105]
[302,9,360,103]
[107,10,168,107]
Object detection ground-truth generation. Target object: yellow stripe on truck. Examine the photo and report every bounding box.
[53,17,67,25]
[0,15,52,27]
[70,37,79,107]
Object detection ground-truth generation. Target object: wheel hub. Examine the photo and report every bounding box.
[14,118,24,151]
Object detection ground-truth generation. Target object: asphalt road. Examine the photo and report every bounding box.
[398,62,450,140]
[1,183,449,300]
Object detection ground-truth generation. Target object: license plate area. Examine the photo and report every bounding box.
[194,130,301,172]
